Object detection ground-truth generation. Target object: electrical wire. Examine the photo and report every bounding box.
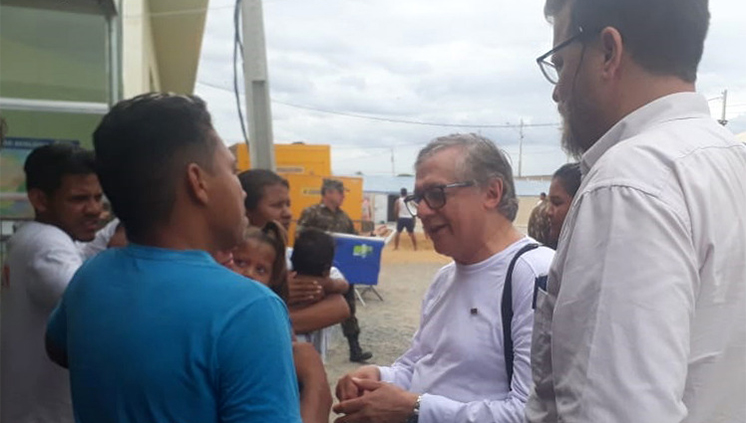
[233,0,249,143]
[197,79,560,130]
[272,99,560,129]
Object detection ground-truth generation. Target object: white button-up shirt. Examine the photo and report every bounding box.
[380,237,554,423]
[526,93,746,423]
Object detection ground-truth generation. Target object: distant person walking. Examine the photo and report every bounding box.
[393,188,417,251]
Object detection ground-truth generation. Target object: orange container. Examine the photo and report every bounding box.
[230,143,331,176]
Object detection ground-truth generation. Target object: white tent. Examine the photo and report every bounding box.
[737,132,746,143]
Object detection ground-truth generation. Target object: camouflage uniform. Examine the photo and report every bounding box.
[296,203,361,339]
[528,200,551,245]
[296,204,356,235]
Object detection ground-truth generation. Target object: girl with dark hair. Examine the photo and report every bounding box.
[230,221,288,299]
[546,163,581,249]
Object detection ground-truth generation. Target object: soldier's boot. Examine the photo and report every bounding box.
[348,335,373,363]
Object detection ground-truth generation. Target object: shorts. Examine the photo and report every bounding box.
[397,217,414,233]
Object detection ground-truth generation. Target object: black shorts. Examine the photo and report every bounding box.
[397,217,414,233]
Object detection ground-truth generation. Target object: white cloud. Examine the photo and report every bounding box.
[196,0,746,176]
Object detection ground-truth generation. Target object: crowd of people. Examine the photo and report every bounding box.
[1,0,745,422]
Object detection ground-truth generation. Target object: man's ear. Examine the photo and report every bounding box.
[600,26,624,81]
[483,178,504,211]
[186,163,210,205]
[28,188,50,215]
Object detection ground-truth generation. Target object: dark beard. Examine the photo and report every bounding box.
[558,97,605,160]
[559,104,587,160]
[560,119,586,160]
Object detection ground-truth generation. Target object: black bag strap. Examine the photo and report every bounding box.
[501,242,540,386]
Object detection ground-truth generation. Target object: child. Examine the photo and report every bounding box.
[290,229,341,360]
[216,222,332,423]
[291,229,335,285]
[229,222,288,299]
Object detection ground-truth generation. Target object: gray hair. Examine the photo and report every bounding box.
[415,133,519,222]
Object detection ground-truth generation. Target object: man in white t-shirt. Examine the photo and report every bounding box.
[335,134,554,423]
[1,143,103,423]
[393,188,417,251]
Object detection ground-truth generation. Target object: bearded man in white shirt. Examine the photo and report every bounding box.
[334,134,554,423]
[527,1,746,422]
[1,143,103,423]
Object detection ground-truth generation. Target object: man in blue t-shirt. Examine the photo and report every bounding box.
[46,93,301,423]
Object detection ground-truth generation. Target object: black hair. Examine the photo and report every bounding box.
[238,169,289,211]
[291,228,335,277]
[400,187,407,196]
[93,93,216,240]
[545,0,709,83]
[24,143,96,196]
[552,162,582,197]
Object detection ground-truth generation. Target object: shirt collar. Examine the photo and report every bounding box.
[124,243,216,265]
[581,92,711,176]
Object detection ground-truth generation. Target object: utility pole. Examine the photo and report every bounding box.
[390,147,396,176]
[241,0,276,170]
[719,89,729,126]
[518,119,524,178]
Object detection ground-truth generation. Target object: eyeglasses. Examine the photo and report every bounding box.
[404,181,475,216]
[536,26,593,85]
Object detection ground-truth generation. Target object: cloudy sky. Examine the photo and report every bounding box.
[195,0,746,177]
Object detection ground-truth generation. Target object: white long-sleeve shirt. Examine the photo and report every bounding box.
[379,237,554,423]
[1,221,81,423]
[76,218,120,260]
[526,93,746,423]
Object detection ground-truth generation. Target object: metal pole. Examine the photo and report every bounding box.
[391,147,395,176]
[518,119,524,177]
[240,0,276,170]
[105,8,121,106]
[719,89,728,126]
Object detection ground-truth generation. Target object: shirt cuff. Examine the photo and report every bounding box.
[377,366,395,384]
[418,393,457,423]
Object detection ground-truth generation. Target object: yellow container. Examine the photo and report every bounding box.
[230,143,331,176]
[228,143,363,243]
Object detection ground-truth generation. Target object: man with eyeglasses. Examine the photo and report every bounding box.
[527,1,746,423]
[334,134,554,423]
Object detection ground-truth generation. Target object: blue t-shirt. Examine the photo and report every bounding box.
[47,244,301,423]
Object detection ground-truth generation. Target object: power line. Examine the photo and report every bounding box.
[272,99,560,129]
[197,79,560,129]
[232,0,249,143]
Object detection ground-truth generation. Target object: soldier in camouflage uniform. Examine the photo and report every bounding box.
[528,193,551,245]
[297,179,373,362]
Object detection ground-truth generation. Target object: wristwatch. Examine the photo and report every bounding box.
[406,395,422,423]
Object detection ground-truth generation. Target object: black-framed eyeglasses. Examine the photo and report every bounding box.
[536,26,593,85]
[403,181,475,216]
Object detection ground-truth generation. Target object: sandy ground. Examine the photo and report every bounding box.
[323,232,450,421]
